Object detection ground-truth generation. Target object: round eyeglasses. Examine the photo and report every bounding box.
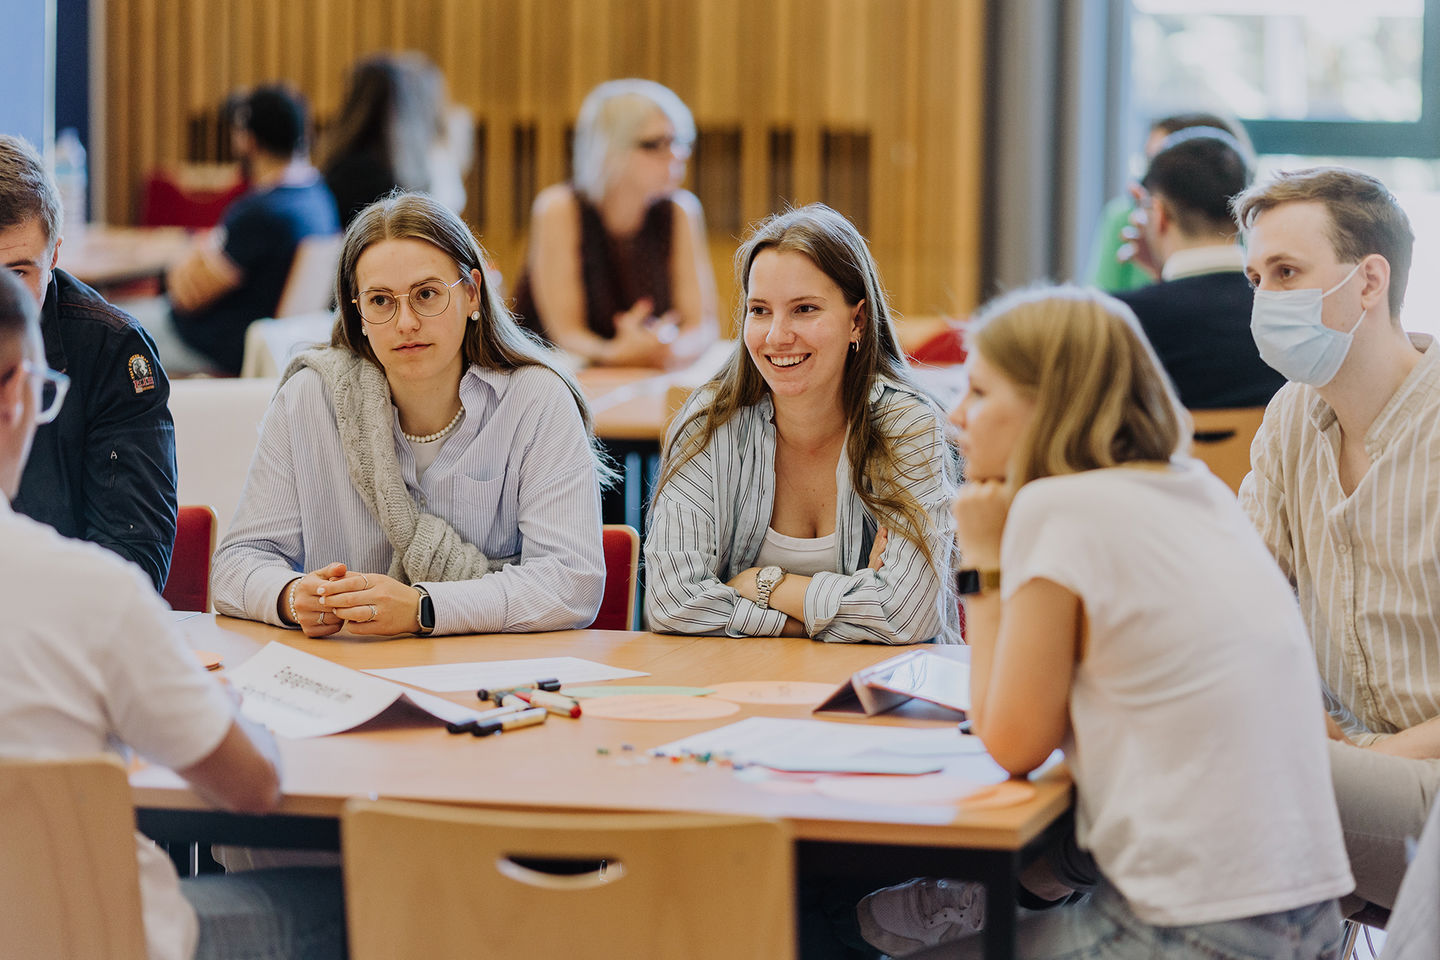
[352,276,468,325]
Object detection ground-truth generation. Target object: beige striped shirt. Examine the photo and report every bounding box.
[1241,335,1440,744]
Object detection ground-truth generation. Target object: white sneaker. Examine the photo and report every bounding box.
[857,877,987,957]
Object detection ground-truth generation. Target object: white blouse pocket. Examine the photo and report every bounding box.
[449,473,513,554]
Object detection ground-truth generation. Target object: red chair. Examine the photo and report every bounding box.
[138,167,246,229]
[162,505,217,613]
[594,524,640,630]
[906,323,969,366]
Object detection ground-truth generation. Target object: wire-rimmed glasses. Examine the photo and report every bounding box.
[352,276,468,325]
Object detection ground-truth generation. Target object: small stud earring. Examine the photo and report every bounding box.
[470,310,481,322]
[850,340,858,353]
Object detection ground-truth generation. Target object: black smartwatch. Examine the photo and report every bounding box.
[415,585,436,635]
[955,568,1001,596]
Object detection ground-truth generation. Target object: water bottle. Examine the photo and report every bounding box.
[53,128,88,233]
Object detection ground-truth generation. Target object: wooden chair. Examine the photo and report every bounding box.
[162,504,218,612]
[274,233,343,318]
[595,523,640,630]
[342,800,795,960]
[0,755,147,960]
[1188,406,1266,494]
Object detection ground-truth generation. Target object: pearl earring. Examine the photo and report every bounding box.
[470,310,481,322]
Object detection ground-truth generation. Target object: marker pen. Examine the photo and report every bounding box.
[513,689,582,719]
[476,678,562,701]
[445,702,530,734]
[471,706,548,737]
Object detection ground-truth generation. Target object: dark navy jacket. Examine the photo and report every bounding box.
[13,269,178,591]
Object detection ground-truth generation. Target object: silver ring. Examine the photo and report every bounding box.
[360,574,371,589]
[367,603,378,622]
[316,611,327,626]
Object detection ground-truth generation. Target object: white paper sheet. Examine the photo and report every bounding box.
[364,656,647,693]
[652,717,995,776]
[228,642,481,738]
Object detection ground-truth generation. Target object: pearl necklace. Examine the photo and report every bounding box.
[403,406,464,444]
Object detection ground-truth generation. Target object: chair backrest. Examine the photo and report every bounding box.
[163,504,217,612]
[663,383,695,440]
[169,378,279,542]
[0,755,147,960]
[342,800,795,960]
[274,233,343,319]
[595,524,640,630]
[1189,406,1266,494]
[138,165,245,229]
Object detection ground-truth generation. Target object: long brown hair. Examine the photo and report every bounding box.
[653,203,952,569]
[333,191,615,484]
[970,286,1184,494]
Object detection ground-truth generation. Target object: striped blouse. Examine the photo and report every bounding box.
[644,379,960,644]
[1241,335,1440,743]
[212,362,605,635]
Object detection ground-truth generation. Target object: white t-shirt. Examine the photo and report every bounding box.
[0,502,235,960]
[1000,460,1353,926]
[753,526,838,578]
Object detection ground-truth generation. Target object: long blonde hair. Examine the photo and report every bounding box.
[332,191,616,485]
[970,286,1184,493]
[653,203,952,570]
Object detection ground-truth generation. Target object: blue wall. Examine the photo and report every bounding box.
[0,0,53,149]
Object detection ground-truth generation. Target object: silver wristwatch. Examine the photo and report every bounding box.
[755,565,787,609]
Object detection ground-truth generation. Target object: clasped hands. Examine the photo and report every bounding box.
[605,297,683,369]
[284,562,422,638]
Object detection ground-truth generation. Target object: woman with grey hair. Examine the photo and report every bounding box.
[513,78,717,368]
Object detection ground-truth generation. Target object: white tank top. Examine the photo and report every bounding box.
[752,526,837,577]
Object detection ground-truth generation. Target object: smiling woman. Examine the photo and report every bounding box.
[211,192,611,638]
[644,203,959,644]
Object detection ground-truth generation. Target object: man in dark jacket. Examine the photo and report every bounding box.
[0,134,177,590]
[1113,127,1285,410]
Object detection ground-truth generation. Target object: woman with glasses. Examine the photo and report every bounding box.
[212,192,610,638]
[512,78,718,368]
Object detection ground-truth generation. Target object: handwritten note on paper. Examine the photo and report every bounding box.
[652,717,995,776]
[364,656,647,693]
[227,642,481,738]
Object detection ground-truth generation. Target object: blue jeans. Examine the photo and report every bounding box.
[912,881,1343,960]
[180,866,347,960]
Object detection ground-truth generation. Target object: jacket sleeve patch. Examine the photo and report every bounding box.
[127,353,156,393]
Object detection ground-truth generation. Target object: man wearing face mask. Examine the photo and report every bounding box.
[1235,167,1440,915]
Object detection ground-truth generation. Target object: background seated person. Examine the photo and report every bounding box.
[321,52,471,227]
[1112,127,1284,409]
[513,78,716,368]
[0,134,177,590]
[0,269,344,960]
[645,204,958,644]
[212,193,608,637]
[866,288,1351,959]
[164,84,339,375]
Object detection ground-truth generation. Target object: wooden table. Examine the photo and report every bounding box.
[57,225,193,292]
[137,616,1071,958]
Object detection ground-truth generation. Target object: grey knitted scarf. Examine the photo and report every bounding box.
[280,347,501,583]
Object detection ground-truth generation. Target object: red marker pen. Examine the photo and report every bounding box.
[472,706,547,737]
[513,689,582,719]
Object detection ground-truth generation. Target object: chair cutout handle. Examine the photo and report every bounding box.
[1193,430,1238,444]
[496,855,626,890]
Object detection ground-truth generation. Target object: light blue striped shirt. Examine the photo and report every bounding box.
[212,363,604,634]
[645,379,959,644]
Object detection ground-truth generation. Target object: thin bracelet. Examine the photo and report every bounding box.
[286,579,302,627]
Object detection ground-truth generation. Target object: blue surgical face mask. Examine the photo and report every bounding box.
[1250,262,1367,387]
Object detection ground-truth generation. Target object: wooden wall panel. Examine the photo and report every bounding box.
[101,0,986,328]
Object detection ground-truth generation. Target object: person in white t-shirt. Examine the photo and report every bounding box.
[863,286,1353,959]
[0,269,345,960]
